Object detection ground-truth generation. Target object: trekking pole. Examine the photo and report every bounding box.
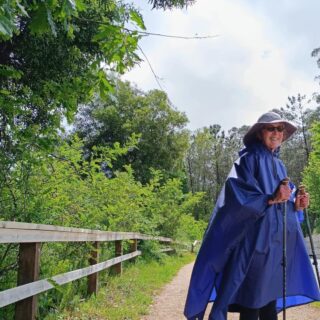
[298,184,320,288]
[281,177,290,320]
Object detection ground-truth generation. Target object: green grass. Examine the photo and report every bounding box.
[46,253,195,320]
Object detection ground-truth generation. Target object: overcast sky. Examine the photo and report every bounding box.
[122,0,320,131]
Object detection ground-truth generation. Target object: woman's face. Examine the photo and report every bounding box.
[260,124,285,152]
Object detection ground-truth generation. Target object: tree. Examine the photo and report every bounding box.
[303,122,320,232]
[185,125,245,221]
[0,134,204,318]
[0,0,197,196]
[271,97,320,185]
[186,128,217,220]
[0,0,148,156]
[148,0,195,9]
[75,80,189,183]
[0,2,153,236]
[0,0,196,150]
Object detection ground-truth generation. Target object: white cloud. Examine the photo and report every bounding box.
[123,0,320,131]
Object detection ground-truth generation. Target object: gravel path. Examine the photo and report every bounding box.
[141,262,320,320]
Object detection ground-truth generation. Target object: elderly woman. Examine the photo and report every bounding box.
[184,112,320,320]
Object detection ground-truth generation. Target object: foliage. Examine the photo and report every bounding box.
[271,98,320,185]
[0,1,202,318]
[0,0,196,163]
[0,0,195,186]
[75,80,190,183]
[176,214,207,242]
[0,133,202,318]
[272,94,320,233]
[185,125,247,221]
[45,253,195,320]
[0,134,200,235]
[148,0,195,9]
[303,122,320,232]
[0,0,147,179]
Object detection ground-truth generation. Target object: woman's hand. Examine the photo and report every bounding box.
[268,184,291,205]
[295,192,310,210]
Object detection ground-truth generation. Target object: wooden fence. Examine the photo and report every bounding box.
[0,221,175,320]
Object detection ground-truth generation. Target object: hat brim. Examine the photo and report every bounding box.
[243,120,297,147]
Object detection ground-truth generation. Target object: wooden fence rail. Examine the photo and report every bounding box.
[0,221,174,320]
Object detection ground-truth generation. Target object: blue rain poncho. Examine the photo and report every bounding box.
[184,142,320,320]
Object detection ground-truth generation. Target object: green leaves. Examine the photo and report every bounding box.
[93,22,142,74]
[67,0,76,11]
[0,1,202,317]
[29,2,52,35]
[0,14,14,37]
[28,0,78,36]
[0,0,79,38]
[75,80,189,184]
[148,0,195,10]
[0,0,17,38]
[129,8,146,30]
[303,122,320,232]
[0,64,22,78]
[0,1,147,163]
[15,0,29,17]
[97,69,114,99]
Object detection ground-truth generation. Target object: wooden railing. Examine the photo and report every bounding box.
[0,221,174,320]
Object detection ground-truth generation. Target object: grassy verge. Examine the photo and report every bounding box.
[46,253,195,320]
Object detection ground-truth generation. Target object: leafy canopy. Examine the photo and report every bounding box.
[303,121,320,232]
[75,80,190,183]
[148,0,195,9]
[0,0,146,170]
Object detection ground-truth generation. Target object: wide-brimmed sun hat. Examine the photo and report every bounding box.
[243,112,297,146]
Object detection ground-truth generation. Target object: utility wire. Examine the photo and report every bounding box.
[76,17,218,40]
[76,16,218,104]
[138,45,164,92]
[126,28,219,40]
[137,45,178,108]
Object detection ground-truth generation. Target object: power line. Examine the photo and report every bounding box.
[126,28,219,40]
[76,17,218,40]
[76,16,218,105]
[138,45,165,92]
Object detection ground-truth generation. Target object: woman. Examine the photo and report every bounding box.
[184,112,320,320]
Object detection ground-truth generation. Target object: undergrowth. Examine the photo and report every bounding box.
[45,253,195,320]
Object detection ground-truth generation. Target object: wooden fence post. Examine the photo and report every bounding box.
[114,240,122,275]
[15,243,40,320]
[129,239,138,263]
[87,241,99,295]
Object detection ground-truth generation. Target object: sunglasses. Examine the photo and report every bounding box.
[263,126,285,132]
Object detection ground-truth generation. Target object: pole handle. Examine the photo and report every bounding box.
[298,184,306,195]
[281,177,290,186]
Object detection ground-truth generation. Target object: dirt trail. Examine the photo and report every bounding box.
[141,262,320,320]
